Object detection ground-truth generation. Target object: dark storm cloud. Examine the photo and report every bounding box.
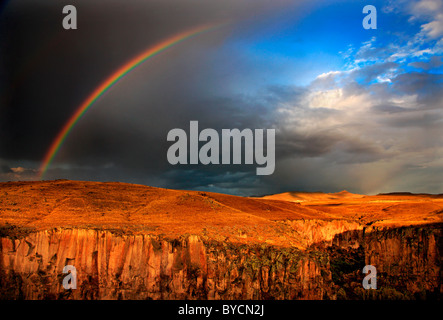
[371,104,409,114]
[350,62,399,83]
[0,164,12,173]
[409,56,443,70]
[379,110,443,128]
[0,0,292,162]
[1,0,309,195]
[392,72,443,105]
[161,169,262,196]
[275,127,339,158]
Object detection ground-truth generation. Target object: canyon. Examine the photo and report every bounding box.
[0,180,441,299]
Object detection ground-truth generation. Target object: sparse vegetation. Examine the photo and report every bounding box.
[0,223,35,239]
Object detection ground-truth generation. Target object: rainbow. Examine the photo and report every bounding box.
[39,24,219,179]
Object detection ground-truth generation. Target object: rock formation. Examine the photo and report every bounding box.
[0,180,441,299]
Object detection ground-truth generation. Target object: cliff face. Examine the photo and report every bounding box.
[363,225,442,298]
[0,229,332,300]
[286,219,363,247]
[328,224,442,299]
[0,224,440,300]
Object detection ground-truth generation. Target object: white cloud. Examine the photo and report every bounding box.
[412,0,442,15]
[316,71,342,79]
[421,13,443,38]
[410,0,443,39]
[306,89,373,111]
[376,76,392,83]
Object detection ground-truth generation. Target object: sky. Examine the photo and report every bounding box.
[0,0,442,196]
